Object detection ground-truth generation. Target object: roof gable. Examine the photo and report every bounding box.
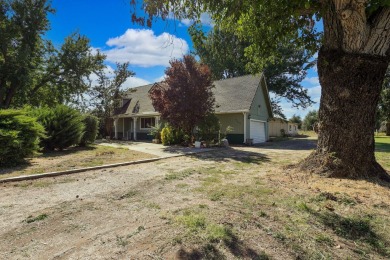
[213,75,261,113]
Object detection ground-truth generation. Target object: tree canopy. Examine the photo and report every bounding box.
[289,114,303,129]
[89,63,135,137]
[189,26,315,118]
[0,0,105,108]
[302,110,319,131]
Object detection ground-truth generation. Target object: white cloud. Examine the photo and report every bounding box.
[304,76,319,85]
[307,85,321,103]
[122,77,151,89]
[102,29,189,67]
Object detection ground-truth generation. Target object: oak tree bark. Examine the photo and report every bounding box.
[301,0,390,180]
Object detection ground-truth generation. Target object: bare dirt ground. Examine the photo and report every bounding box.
[1,137,389,259]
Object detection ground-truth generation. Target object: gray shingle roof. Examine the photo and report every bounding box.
[118,83,157,116]
[116,74,266,116]
[213,74,262,113]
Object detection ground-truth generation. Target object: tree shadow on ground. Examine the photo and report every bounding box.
[254,138,317,151]
[191,148,270,165]
[306,207,390,257]
[293,134,310,138]
[0,146,98,176]
[0,161,32,176]
[375,138,390,153]
[175,236,270,259]
[39,145,98,158]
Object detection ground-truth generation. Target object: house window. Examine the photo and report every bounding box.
[140,117,156,129]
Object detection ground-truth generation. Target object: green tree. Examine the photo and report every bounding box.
[189,26,315,114]
[0,0,105,108]
[289,114,303,129]
[131,0,390,180]
[89,63,134,137]
[302,110,318,131]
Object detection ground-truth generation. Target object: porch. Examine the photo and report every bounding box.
[113,115,160,141]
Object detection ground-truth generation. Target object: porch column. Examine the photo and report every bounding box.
[114,118,118,139]
[122,118,125,139]
[155,116,160,126]
[243,112,247,143]
[133,117,137,141]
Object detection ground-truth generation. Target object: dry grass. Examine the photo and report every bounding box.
[0,145,154,179]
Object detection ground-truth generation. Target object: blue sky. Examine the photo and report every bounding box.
[46,0,320,119]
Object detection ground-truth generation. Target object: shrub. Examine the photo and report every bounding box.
[148,123,163,140]
[31,105,85,150]
[0,109,45,166]
[160,124,184,145]
[197,114,220,143]
[79,114,99,146]
[161,125,174,146]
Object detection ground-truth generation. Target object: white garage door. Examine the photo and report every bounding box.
[250,120,266,143]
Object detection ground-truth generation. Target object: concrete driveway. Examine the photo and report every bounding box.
[98,141,215,158]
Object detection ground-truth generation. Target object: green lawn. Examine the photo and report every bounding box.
[375,136,390,170]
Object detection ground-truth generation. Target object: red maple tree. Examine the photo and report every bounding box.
[149,55,214,139]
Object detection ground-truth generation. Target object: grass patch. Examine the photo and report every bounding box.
[175,210,237,247]
[206,224,234,243]
[375,136,390,169]
[176,212,206,232]
[25,214,48,223]
[165,169,196,180]
[199,182,273,203]
[315,234,334,246]
[375,136,390,152]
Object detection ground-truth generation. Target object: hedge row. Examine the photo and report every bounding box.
[0,106,99,166]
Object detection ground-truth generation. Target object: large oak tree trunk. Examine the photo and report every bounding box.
[300,48,390,181]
